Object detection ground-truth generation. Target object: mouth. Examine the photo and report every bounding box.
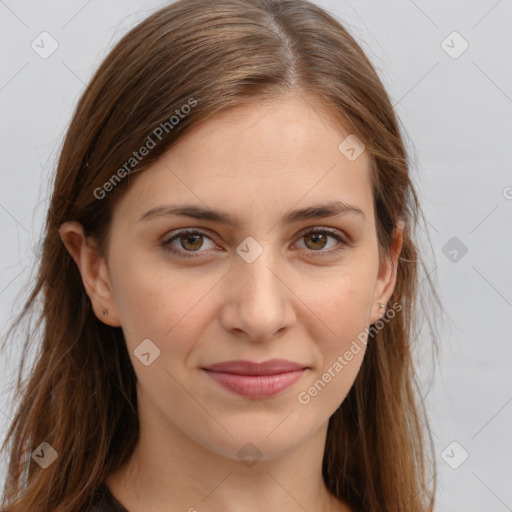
[201,359,309,398]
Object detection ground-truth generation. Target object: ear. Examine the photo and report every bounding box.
[58,221,121,327]
[369,220,405,325]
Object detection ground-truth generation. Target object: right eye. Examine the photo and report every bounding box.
[162,229,217,258]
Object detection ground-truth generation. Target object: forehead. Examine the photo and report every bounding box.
[172,94,367,168]
[113,95,374,228]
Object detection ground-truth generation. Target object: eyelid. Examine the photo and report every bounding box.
[161,226,350,258]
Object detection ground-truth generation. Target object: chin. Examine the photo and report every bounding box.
[195,418,320,462]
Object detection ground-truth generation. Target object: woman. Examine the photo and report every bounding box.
[0,0,441,510]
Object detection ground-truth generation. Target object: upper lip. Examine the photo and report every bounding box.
[202,359,308,376]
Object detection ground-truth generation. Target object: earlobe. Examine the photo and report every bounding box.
[58,221,121,327]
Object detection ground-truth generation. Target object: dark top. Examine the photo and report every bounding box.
[87,484,129,512]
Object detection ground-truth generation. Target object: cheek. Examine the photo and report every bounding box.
[296,262,376,407]
[317,288,370,378]
[301,259,376,344]
[110,255,219,360]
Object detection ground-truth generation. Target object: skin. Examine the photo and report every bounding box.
[60,92,403,512]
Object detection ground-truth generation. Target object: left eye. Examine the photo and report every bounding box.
[162,228,348,258]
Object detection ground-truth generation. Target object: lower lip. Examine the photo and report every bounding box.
[202,369,307,398]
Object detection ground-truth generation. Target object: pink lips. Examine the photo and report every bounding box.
[202,359,308,398]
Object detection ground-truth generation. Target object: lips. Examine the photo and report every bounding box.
[202,359,307,376]
[201,359,309,398]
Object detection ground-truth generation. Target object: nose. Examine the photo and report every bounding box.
[219,247,296,343]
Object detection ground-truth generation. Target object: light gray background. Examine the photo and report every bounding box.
[1,0,511,510]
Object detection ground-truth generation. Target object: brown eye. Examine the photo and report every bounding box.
[178,233,204,251]
[162,229,216,258]
[162,227,348,260]
[304,232,329,250]
[296,228,348,255]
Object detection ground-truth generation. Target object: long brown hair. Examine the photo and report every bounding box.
[1,0,442,510]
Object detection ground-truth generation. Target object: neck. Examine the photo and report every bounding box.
[106,413,352,512]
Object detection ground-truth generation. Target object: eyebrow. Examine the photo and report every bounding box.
[137,200,366,226]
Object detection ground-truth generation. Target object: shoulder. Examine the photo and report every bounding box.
[0,484,128,512]
[85,483,129,512]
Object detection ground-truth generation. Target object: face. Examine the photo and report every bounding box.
[63,94,401,462]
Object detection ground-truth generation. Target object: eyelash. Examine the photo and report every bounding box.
[161,227,349,259]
